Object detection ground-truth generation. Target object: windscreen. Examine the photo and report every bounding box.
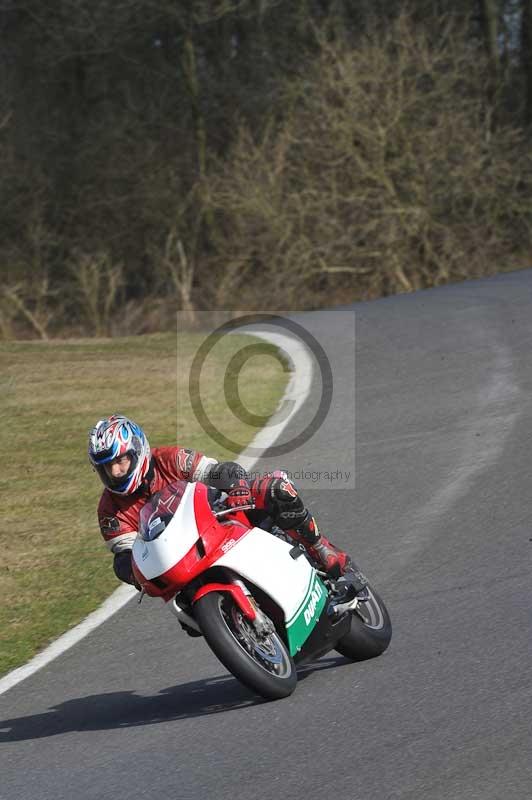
[138,480,188,542]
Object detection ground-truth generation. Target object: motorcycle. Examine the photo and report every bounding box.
[131,479,392,700]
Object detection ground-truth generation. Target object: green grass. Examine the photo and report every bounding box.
[0,331,290,676]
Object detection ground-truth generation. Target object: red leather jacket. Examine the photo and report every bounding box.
[97,446,216,553]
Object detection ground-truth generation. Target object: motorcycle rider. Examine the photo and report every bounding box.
[88,414,353,588]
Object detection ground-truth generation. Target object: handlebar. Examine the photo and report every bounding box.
[214,504,256,518]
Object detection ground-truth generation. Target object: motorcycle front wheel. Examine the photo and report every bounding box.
[335,584,392,661]
[194,591,297,700]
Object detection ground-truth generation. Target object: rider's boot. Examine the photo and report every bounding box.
[255,472,354,579]
[307,536,353,579]
[288,512,352,579]
[290,516,368,595]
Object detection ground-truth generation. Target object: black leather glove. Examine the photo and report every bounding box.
[226,479,254,510]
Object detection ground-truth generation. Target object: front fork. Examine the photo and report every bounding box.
[231,577,275,638]
[170,572,274,638]
[169,595,202,633]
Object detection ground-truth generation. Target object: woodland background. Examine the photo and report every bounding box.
[1,0,532,338]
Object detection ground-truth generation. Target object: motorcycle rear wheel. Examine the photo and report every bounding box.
[335,584,392,661]
[194,591,297,700]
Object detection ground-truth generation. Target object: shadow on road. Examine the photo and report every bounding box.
[0,656,347,742]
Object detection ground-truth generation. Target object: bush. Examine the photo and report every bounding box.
[1,11,531,336]
[207,13,532,307]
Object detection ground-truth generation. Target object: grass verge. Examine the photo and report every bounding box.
[0,331,289,676]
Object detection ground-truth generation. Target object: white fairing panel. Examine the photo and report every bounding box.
[216,528,315,622]
[132,482,200,579]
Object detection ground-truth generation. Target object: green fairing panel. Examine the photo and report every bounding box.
[286,574,327,655]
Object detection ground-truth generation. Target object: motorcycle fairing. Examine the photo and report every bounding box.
[132,482,200,580]
[215,528,327,655]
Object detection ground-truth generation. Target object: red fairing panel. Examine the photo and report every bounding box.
[193,482,217,535]
[132,485,253,600]
[147,519,252,599]
[193,583,256,620]
[132,542,204,600]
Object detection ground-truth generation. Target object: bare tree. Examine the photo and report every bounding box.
[1,278,56,340]
[208,13,532,306]
[480,0,501,94]
[161,227,197,326]
[70,251,124,337]
[523,0,532,123]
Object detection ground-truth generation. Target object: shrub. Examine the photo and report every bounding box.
[208,13,532,307]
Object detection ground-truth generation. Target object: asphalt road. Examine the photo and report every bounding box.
[1,270,531,800]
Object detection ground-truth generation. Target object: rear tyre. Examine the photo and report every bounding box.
[194,591,297,700]
[335,584,392,661]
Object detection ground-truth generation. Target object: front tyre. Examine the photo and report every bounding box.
[194,591,297,700]
[335,584,392,661]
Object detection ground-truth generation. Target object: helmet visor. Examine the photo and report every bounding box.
[95,451,139,492]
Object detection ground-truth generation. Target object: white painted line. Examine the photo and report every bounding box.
[0,328,313,696]
[386,339,520,577]
[0,585,136,695]
[233,331,314,473]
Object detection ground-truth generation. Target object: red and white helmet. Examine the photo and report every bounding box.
[88,414,151,494]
